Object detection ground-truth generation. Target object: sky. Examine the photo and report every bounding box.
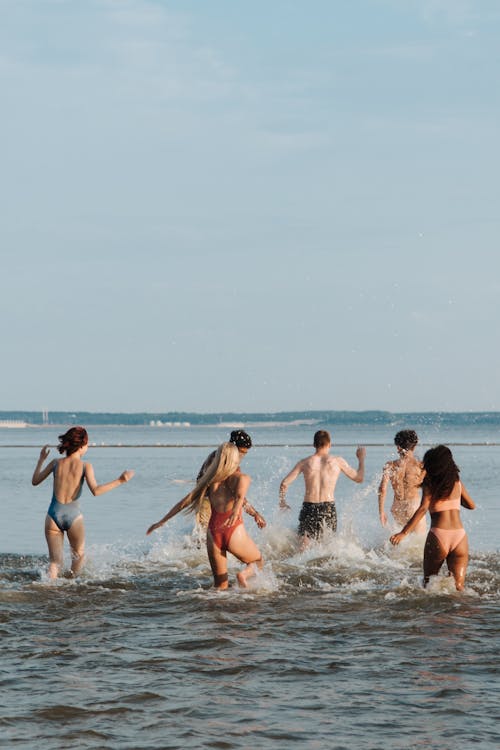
[1,0,499,414]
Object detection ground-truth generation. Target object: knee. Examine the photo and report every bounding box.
[248,555,263,567]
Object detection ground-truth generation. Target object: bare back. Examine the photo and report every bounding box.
[383,454,424,526]
[208,473,249,513]
[386,454,423,503]
[300,454,355,503]
[53,457,86,504]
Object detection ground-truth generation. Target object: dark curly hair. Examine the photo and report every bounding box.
[229,430,252,449]
[422,445,460,501]
[58,426,88,456]
[394,429,418,451]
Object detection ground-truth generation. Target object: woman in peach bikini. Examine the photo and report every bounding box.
[147,442,264,589]
[390,445,475,590]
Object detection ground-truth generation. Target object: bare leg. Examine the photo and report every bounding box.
[446,535,469,591]
[227,525,263,588]
[67,516,85,577]
[44,515,64,579]
[206,530,229,590]
[423,531,446,587]
[299,534,311,552]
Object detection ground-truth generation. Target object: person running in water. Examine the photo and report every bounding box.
[378,429,426,533]
[390,444,475,590]
[147,442,264,589]
[279,430,365,548]
[32,426,134,579]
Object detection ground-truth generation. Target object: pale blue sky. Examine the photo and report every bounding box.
[1,0,499,413]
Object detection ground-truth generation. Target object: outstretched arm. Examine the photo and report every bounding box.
[146,494,193,535]
[85,463,134,497]
[279,461,303,510]
[460,484,476,510]
[390,493,430,544]
[32,446,56,485]
[377,463,391,526]
[339,446,366,484]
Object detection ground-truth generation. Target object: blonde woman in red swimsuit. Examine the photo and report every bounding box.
[146,442,264,589]
[390,445,476,591]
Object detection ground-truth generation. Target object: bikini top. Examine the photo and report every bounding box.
[53,460,86,502]
[429,481,461,513]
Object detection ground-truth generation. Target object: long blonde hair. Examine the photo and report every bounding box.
[182,442,240,515]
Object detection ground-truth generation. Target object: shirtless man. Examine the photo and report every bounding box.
[279,430,365,547]
[378,429,426,534]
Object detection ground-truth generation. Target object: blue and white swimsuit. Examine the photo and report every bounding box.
[47,462,85,532]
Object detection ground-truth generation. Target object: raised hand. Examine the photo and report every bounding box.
[40,445,50,461]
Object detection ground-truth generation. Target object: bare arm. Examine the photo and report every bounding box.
[32,446,56,485]
[340,446,366,484]
[390,492,430,545]
[460,483,476,510]
[377,463,391,527]
[146,494,193,535]
[279,461,303,510]
[85,463,134,497]
[243,500,266,529]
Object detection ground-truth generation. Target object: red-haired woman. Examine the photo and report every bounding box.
[32,426,134,579]
[390,445,475,590]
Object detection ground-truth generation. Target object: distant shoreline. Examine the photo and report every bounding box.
[1,410,500,428]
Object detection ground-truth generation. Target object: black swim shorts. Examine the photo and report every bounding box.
[298,501,337,539]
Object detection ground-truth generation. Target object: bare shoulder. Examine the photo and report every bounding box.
[330,454,348,466]
[297,456,312,470]
[232,471,251,489]
[407,455,424,475]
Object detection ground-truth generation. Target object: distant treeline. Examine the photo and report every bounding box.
[2,410,500,426]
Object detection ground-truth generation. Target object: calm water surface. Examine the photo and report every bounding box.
[1,424,498,749]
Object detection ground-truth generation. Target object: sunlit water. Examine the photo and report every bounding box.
[1,423,498,749]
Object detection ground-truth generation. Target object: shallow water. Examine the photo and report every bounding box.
[1,424,499,749]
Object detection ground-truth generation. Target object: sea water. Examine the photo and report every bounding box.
[0,421,498,749]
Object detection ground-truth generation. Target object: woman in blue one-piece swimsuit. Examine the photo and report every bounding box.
[32,426,134,579]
